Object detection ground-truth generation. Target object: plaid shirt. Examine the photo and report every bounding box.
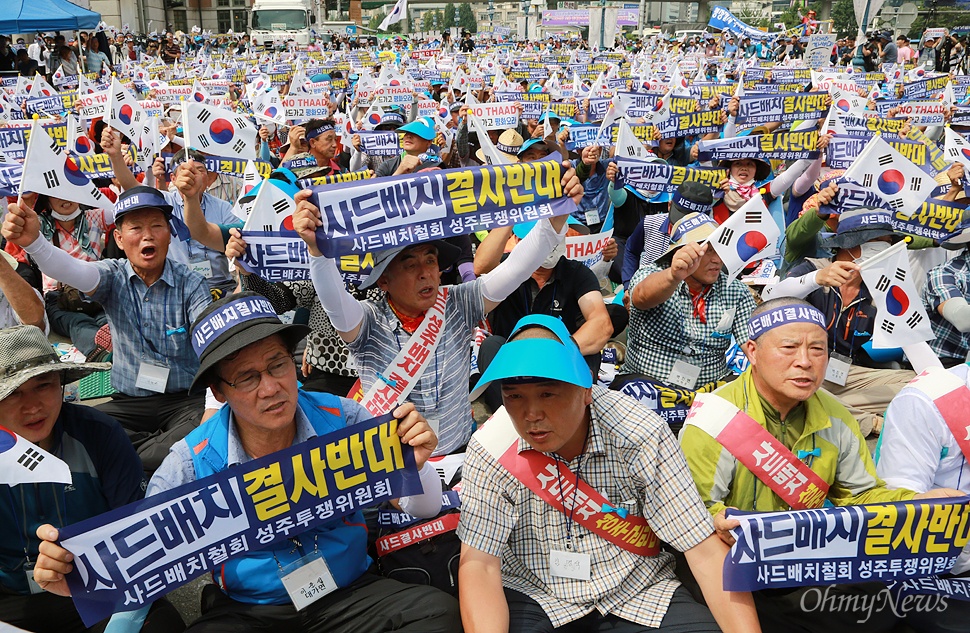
[90,259,211,396]
[622,265,756,385]
[457,387,714,628]
[922,251,970,363]
[347,280,485,455]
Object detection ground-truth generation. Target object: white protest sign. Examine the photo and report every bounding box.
[467,102,519,130]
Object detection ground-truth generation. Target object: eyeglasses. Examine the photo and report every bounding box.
[218,355,294,393]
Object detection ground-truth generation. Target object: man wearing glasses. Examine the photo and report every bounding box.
[32,292,460,632]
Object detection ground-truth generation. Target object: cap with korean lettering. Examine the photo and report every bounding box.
[189,292,310,394]
[113,186,174,223]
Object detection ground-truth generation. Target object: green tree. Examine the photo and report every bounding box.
[422,10,436,32]
[831,0,858,38]
[458,3,477,33]
[443,3,457,29]
[368,12,384,30]
[906,1,970,39]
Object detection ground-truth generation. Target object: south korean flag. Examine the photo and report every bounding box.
[944,127,970,170]
[183,101,258,160]
[840,134,936,218]
[706,193,780,284]
[107,76,146,144]
[0,425,71,485]
[20,120,106,208]
[859,242,934,349]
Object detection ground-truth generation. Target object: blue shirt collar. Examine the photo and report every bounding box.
[124,257,178,288]
[226,405,315,467]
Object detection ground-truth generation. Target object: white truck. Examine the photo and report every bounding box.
[250,0,317,47]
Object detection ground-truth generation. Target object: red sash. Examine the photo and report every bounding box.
[906,368,970,462]
[475,408,660,556]
[686,393,830,510]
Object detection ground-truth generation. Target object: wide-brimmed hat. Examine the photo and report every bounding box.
[190,293,310,394]
[818,207,899,250]
[0,325,110,401]
[471,314,591,400]
[720,157,772,182]
[114,186,173,223]
[476,129,524,163]
[656,212,719,263]
[359,240,463,290]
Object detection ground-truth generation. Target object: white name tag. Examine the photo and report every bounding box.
[548,549,591,581]
[667,359,701,390]
[190,259,214,279]
[135,362,170,393]
[824,353,851,387]
[279,553,337,610]
[584,209,600,226]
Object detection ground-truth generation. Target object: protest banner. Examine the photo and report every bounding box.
[59,414,421,626]
[723,497,970,592]
[892,200,966,242]
[467,102,519,130]
[708,6,779,41]
[736,93,829,126]
[697,130,819,162]
[305,159,578,257]
[615,156,727,194]
[281,94,333,121]
[826,135,932,171]
[805,34,837,70]
[565,229,613,270]
[357,131,402,156]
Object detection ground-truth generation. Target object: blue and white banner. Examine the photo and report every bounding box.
[58,414,420,626]
[724,498,970,592]
[237,234,374,287]
[564,124,602,150]
[891,200,967,242]
[826,135,935,172]
[736,92,829,126]
[615,156,726,194]
[708,6,780,41]
[697,130,820,162]
[377,490,461,529]
[357,130,402,156]
[305,159,578,258]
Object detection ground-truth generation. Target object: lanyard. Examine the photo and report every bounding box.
[552,424,590,549]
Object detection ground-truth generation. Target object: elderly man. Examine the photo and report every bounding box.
[679,297,962,633]
[3,187,212,472]
[457,314,762,633]
[104,131,243,299]
[0,325,183,632]
[621,212,756,390]
[32,293,459,632]
[281,118,344,175]
[293,166,583,454]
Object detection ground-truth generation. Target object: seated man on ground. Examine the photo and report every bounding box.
[32,293,460,632]
[3,187,212,473]
[293,166,584,455]
[620,212,756,390]
[0,325,184,633]
[679,297,962,633]
[762,207,917,436]
[458,314,762,633]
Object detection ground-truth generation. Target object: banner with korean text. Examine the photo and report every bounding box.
[58,414,420,626]
[697,130,820,162]
[615,156,727,194]
[306,159,578,257]
[723,498,970,592]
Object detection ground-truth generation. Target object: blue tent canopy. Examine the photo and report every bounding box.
[0,0,101,34]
